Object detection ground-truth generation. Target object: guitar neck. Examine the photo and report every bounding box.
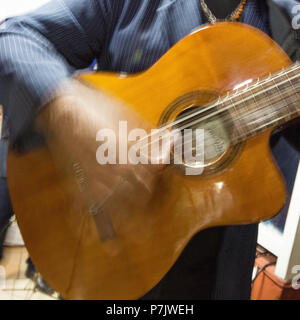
[225,62,300,144]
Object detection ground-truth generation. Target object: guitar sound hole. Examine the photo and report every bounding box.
[158,91,244,176]
[174,106,231,166]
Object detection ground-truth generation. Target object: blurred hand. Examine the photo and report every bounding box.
[35,80,167,215]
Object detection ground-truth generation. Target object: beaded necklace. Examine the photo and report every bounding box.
[200,0,247,24]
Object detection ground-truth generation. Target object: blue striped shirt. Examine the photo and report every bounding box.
[0,0,299,177]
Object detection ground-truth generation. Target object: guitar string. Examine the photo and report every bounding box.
[136,91,299,161]
[153,63,300,135]
[173,64,300,131]
[182,83,300,148]
[133,100,298,163]
[134,70,300,161]
[136,64,300,158]
[135,63,300,152]
[175,81,299,132]
[137,89,300,161]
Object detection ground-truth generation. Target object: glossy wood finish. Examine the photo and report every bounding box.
[7,23,291,299]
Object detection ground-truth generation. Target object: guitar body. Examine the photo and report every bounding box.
[7,23,290,299]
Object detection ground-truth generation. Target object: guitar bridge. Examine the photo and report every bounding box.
[89,202,116,242]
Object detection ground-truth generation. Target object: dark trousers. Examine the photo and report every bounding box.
[0,178,14,259]
[141,224,257,300]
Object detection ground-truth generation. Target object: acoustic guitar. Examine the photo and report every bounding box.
[7,22,300,299]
